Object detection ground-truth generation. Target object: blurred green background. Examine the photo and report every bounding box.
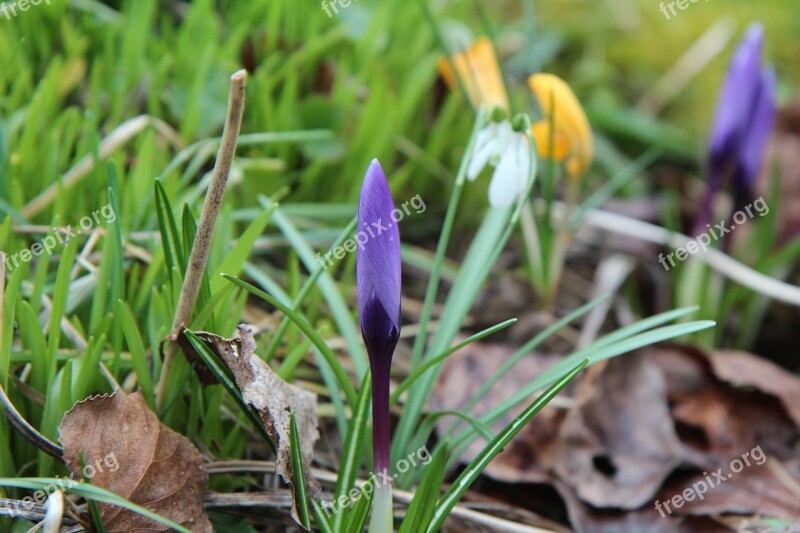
[0,0,796,226]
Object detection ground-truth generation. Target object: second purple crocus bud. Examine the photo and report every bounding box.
[698,22,776,232]
[356,158,401,533]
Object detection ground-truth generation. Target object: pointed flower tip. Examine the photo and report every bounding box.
[527,73,593,179]
[438,36,510,113]
[357,159,401,361]
[744,22,764,44]
[704,21,775,226]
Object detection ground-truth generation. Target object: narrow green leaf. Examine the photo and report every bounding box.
[154,179,184,275]
[450,318,716,460]
[79,451,107,533]
[334,374,371,532]
[211,207,274,293]
[442,294,609,437]
[181,331,275,450]
[391,319,516,405]
[260,200,367,378]
[289,412,311,530]
[398,441,449,533]
[181,204,211,311]
[0,478,192,533]
[117,301,153,405]
[342,484,373,533]
[311,498,335,533]
[394,109,488,461]
[263,216,357,363]
[222,274,357,408]
[427,360,589,532]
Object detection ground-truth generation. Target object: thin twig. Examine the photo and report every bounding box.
[205,461,558,532]
[22,116,183,219]
[577,254,634,349]
[542,202,800,308]
[154,70,248,410]
[583,208,800,307]
[0,498,79,525]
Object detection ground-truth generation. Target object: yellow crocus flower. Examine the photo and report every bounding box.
[528,73,592,179]
[438,37,510,113]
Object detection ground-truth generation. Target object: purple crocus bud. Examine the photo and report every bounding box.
[357,159,401,375]
[735,66,776,206]
[356,159,400,532]
[699,23,776,232]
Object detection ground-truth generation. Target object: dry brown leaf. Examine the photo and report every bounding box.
[652,346,799,464]
[181,324,320,520]
[553,353,683,509]
[175,331,222,385]
[708,350,800,427]
[58,391,212,532]
[657,465,800,521]
[430,341,566,483]
[544,475,727,533]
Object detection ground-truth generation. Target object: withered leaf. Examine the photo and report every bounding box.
[175,331,223,385]
[658,465,800,521]
[181,324,320,521]
[707,350,800,427]
[553,353,683,509]
[431,340,566,484]
[58,391,212,532]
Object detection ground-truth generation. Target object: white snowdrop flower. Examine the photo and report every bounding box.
[467,117,533,208]
[42,490,64,533]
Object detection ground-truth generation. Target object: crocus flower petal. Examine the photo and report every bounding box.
[708,23,764,168]
[697,23,774,235]
[528,73,593,179]
[438,37,510,112]
[531,121,571,161]
[356,159,401,361]
[739,66,776,193]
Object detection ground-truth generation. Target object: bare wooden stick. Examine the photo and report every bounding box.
[154,70,247,410]
[580,207,800,307]
[204,461,558,533]
[539,201,800,308]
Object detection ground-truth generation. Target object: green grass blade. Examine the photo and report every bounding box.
[450,319,716,459]
[154,179,184,275]
[342,485,373,533]
[0,478,192,533]
[181,330,275,450]
[210,207,274,293]
[117,300,154,405]
[311,498,335,533]
[441,294,609,437]
[261,199,367,378]
[79,451,107,533]
[392,109,489,461]
[289,412,311,530]
[427,360,589,532]
[398,441,449,533]
[334,374,371,532]
[263,216,358,362]
[420,411,494,443]
[222,274,357,408]
[390,319,516,405]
